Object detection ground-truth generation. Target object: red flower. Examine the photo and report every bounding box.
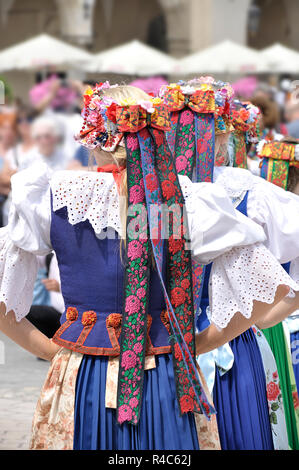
[153,130,164,147]
[267,381,280,401]
[168,236,184,255]
[106,102,117,123]
[180,394,194,413]
[168,172,176,183]
[181,279,190,290]
[184,332,193,344]
[202,402,211,415]
[161,180,176,199]
[145,173,159,192]
[171,287,186,307]
[174,343,183,362]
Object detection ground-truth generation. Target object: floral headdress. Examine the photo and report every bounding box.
[77,81,170,152]
[77,82,215,426]
[228,100,261,168]
[257,139,299,189]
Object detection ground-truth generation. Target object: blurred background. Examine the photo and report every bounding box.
[1,0,299,450]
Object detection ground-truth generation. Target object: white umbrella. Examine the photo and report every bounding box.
[175,40,268,75]
[260,43,299,73]
[0,34,93,72]
[85,39,177,76]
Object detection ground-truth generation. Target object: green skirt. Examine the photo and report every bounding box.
[263,323,299,450]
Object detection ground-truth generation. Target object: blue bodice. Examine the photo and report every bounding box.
[51,204,171,356]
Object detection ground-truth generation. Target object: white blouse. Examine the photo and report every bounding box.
[0,162,298,329]
[214,166,299,264]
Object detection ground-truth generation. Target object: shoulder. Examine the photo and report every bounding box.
[11,162,52,205]
[213,166,255,198]
[50,169,115,196]
[50,170,123,237]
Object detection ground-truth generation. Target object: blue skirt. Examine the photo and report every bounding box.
[291,331,299,393]
[74,353,200,450]
[213,328,274,450]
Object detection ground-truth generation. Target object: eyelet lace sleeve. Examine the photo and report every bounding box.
[0,163,53,322]
[179,175,266,264]
[0,227,38,321]
[209,243,299,329]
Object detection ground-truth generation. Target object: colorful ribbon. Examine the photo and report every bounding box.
[116,103,171,133]
[163,87,215,114]
[166,103,215,318]
[117,126,215,425]
[259,141,299,190]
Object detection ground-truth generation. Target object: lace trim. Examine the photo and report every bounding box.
[209,243,299,330]
[0,231,38,322]
[290,258,299,285]
[50,171,124,238]
[213,167,255,200]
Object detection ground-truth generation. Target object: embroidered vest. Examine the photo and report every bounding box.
[51,204,171,356]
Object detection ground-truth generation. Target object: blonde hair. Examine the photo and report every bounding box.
[92,85,152,247]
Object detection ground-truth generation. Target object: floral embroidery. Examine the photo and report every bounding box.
[147,127,215,418]
[117,133,150,426]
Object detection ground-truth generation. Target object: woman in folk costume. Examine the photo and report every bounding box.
[212,95,299,450]
[0,84,299,451]
[161,77,299,450]
[257,137,299,448]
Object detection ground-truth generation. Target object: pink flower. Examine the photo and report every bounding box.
[180,110,193,126]
[126,135,139,151]
[129,184,145,204]
[118,404,133,424]
[139,100,155,114]
[127,240,143,260]
[125,295,141,314]
[136,287,146,299]
[129,397,139,409]
[133,342,143,354]
[88,111,99,125]
[121,350,137,370]
[185,149,193,159]
[176,156,188,173]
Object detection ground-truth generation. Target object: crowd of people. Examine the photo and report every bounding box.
[1,73,299,451]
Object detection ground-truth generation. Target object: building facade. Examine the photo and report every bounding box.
[1,0,299,57]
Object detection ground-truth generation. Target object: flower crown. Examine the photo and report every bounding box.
[231,100,261,143]
[159,77,235,135]
[77,81,171,152]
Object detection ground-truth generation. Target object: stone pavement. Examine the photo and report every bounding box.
[0,332,49,450]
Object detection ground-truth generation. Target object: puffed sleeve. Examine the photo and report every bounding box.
[247,178,299,264]
[179,176,299,330]
[179,175,266,264]
[0,163,52,321]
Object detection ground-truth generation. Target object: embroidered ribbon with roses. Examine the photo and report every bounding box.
[116,103,215,425]
[163,86,216,318]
